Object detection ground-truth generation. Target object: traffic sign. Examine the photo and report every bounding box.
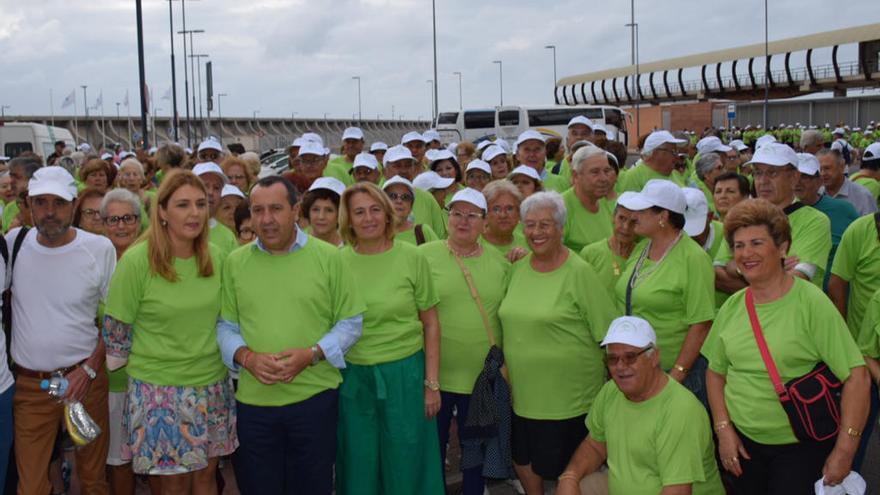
[727,103,736,120]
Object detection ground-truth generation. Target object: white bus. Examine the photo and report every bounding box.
[435,104,630,147]
[0,122,75,159]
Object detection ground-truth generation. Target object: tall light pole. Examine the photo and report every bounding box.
[217,92,227,143]
[426,80,434,123]
[352,76,362,121]
[166,0,179,142]
[544,44,557,101]
[178,28,203,144]
[453,72,463,109]
[763,0,769,128]
[116,102,121,119]
[626,20,640,140]
[431,0,439,121]
[492,60,503,106]
[189,53,209,136]
[81,85,89,118]
[0,105,9,119]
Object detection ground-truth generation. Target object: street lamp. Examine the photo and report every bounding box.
[492,61,503,106]
[217,93,227,143]
[81,85,89,118]
[352,76,362,121]
[426,80,434,123]
[625,22,640,138]
[0,105,9,119]
[452,72,463,110]
[253,110,259,121]
[178,28,204,142]
[545,45,557,102]
[189,53,209,132]
[116,102,121,119]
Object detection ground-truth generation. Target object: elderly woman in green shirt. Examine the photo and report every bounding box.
[498,191,616,494]
[336,182,445,495]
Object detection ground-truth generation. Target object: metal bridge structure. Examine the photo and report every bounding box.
[554,23,880,106]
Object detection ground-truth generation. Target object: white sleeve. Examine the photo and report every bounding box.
[100,241,117,300]
[794,262,817,280]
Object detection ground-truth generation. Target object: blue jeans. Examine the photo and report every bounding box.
[0,384,14,492]
[233,389,339,495]
[437,391,486,495]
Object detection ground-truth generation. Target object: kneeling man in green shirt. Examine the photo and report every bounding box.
[556,316,723,495]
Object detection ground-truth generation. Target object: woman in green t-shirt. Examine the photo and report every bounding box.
[614,179,715,402]
[704,199,869,494]
[579,192,639,294]
[498,191,616,493]
[301,177,345,247]
[102,170,237,492]
[382,175,438,246]
[335,182,445,495]
[481,180,526,258]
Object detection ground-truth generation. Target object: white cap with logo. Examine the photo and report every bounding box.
[508,165,541,181]
[198,139,223,153]
[448,187,487,212]
[28,166,78,201]
[370,142,388,153]
[382,175,415,194]
[601,316,657,348]
[746,142,797,168]
[383,145,415,165]
[643,130,686,154]
[482,145,507,162]
[413,171,455,191]
[192,162,228,183]
[623,179,686,214]
[309,177,346,196]
[298,141,326,157]
[567,115,594,129]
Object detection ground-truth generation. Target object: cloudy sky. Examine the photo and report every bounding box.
[1,0,878,121]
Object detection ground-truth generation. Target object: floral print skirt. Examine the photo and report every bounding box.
[122,375,238,475]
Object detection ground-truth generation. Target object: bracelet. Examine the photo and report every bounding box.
[673,364,689,374]
[424,379,440,392]
[846,427,862,438]
[558,471,580,483]
[714,420,730,433]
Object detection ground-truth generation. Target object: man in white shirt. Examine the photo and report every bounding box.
[10,166,116,495]
[817,148,877,216]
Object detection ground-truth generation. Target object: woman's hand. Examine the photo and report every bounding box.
[424,388,441,418]
[506,247,528,263]
[717,427,750,477]
[822,446,855,486]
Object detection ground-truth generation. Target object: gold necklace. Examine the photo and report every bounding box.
[447,240,481,258]
[629,231,683,288]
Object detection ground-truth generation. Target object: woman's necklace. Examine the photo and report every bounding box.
[447,240,481,258]
[629,231,683,288]
[608,237,635,276]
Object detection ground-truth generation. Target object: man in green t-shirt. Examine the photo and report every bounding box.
[557,317,723,495]
[850,142,880,201]
[350,152,381,185]
[618,130,687,193]
[324,127,364,186]
[514,130,570,193]
[217,175,365,494]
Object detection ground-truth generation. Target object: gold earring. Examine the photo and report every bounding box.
[659,220,665,228]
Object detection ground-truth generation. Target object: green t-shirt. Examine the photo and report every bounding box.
[540,171,570,194]
[857,289,880,358]
[703,220,725,261]
[222,236,365,406]
[413,187,448,238]
[561,190,614,253]
[2,202,19,232]
[851,173,880,200]
[480,229,528,256]
[617,162,685,193]
[396,223,439,246]
[104,241,227,387]
[553,157,572,182]
[498,252,616,419]
[420,241,509,393]
[831,214,880,339]
[588,378,724,495]
[209,220,238,260]
[324,157,355,187]
[341,241,439,366]
[579,238,628,295]
[694,177,716,214]
[703,279,864,445]
[614,237,715,370]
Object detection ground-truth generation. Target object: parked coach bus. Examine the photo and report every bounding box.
[435,104,630,147]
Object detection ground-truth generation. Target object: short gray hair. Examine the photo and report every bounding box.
[570,144,608,173]
[816,148,844,167]
[520,191,566,229]
[800,130,824,149]
[482,179,523,205]
[694,153,722,181]
[100,188,142,218]
[119,158,145,176]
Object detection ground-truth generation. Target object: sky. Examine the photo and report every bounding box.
[1,0,879,121]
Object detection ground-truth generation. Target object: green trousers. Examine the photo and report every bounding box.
[336,351,445,495]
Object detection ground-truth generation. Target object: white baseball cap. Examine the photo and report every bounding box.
[448,187,487,212]
[298,141,325,157]
[198,139,223,153]
[696,136,732,155]
[221,184,246,199]
[0,156,9,162]
[428,149,455,165]
[601,316,657,348]
[301,132,324,146]
[475,140,494,152]
[681,187,709,237]
[615,191,641,210]
[382,175,415,194]
[623,179,686,214]
[466,160,492,175]
[423,129,441,143]
[353,152,380,171]
[100,152,114,161]
[342,127,364,141]
[514,130,546,149]
[370,141,388,152]
[290,137,306,148]
[29,166,78,201]
[567,115,594,129]
[863,142,880,162]
[119,151,136,160]
[796,153,820,176]
[309,177,346,196]
[642,130,686,154]
[401,131,426,144]
[833,127,846,135]
[508,164,541,181]
[755,134,777,149]
[383,145,415,165]
[592,123,608,135]
[729,139,749,152]
[77,143,92,152]
[746,142,797,168]
[482,145,507,162]
[192,162,228,183]
[425,149,440,163]
[413,171,455,191]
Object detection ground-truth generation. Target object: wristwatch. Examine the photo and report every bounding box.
[424,379,440,392]
[309,345,322,366]
[80,363,97,380]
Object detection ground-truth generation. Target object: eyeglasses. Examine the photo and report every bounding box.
[387,192,414,202]
[490,205,516,216]
[449,209,484,222]
[103,214,139,226]
[752,168,788,179]
[228,174,247,181]
[653,147,677,157]
[81,208,101,218]
[606,346,653,367]
[299,156,324,166]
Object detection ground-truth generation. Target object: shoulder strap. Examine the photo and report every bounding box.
[745,289,787,398]
[11,227,28,268]
[0,235,7,268]
[414,224,426,246]
[874,212,880,243]
[782,201,806,216]
[625,245,650,316]
[449,247,496,347]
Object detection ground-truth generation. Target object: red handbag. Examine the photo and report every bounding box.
[745,288,842,442]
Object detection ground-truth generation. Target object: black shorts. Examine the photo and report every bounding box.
[511,412,588,479]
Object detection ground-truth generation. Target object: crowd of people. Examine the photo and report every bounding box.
[0,114,878,495]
